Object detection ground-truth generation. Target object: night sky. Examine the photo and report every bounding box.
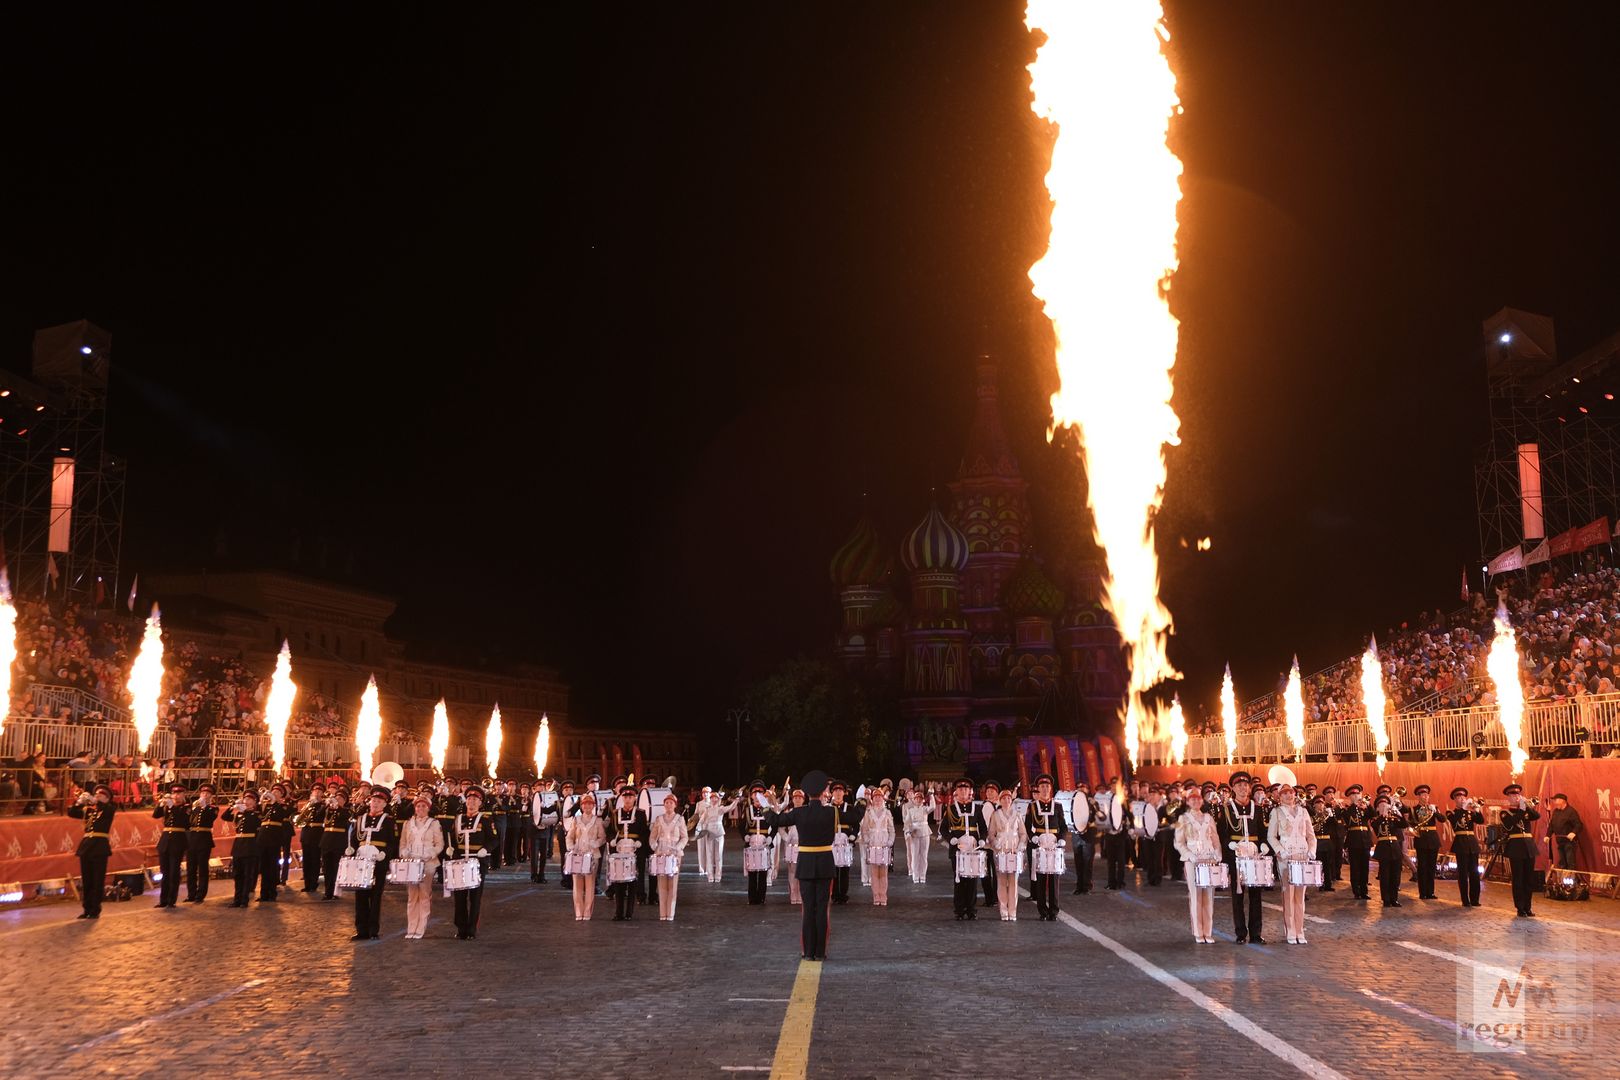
[3,3,1618,735]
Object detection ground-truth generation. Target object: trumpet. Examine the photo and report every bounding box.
[1526,796,1540,808]
[1394,786,1407,799]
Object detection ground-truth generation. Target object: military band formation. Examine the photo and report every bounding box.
[65,765,1549,956]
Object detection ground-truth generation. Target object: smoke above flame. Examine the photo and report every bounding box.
[430,699,450,776]
[534,712,550,779]
[1026,0,1184,767]
[0,571,15,745]
[1486,604,1528,777]
[127,604,166,770]
[1360,635,1390,777]
[1283,656,1305,759]
[355,675,383,785]
[263,641,298,778]
[1220,664,1237,765]
[485,703,503,780]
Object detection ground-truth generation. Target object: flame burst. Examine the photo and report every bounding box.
[534,712,550,778]
[1220,664,1237,765]
[355,675,383,784]
[1486,604,1528,777]
[1167,695,1187,766]
[1360,635,1390,777]
[127,604,166,773]
[1283,656,1306,760]
[485,703,503,780]
[263,641,298,779]
[0,571,15,744]
[1026,0,1183,767]
[429,699,450,776]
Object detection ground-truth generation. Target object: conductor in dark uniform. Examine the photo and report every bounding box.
[68,784,116,919]
[774,769,835,961]
[1500,783,1541,917]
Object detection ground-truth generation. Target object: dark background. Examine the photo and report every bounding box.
[2,2,1617,732]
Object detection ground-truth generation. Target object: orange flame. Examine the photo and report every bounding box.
[1486,604,1528,777]
[429,699,450,776]
[127,603,165,764]
[485,703,503,780]
[1026,0,1183,767]
[1359,635,1389,777]
[1168,695,1187,766]
[263,641,298,779]
[355,675,383,784]
[534,713,550,779]
[1283,656,1305,760]
[1220,664,1237,765]
[0,571,15,744]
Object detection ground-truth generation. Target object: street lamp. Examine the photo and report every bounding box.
[728,707,750,785]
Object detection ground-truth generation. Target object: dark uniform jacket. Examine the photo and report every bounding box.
[349,811,399,866]
[776,802,836,880]
[607,806,651,848]
[1445,807,1485,851]
[1499,805,1541,858]
[321,802,355,852]
[154,801,190,852]
[68,800,115,856]
[1025,799,1069,846]
[1408,803,1441,848]
[221,806,261,857]
[452,811,499,860]
[188,803,219,849]
[1216,799,1268,860]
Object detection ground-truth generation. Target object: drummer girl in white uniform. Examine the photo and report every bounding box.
[1267,783,1315,944]
[1173,787,1221,944]
[779,788,806,905]
[649,793,688,920]
[860,787,895,906]
[988,788,1028,921]
[566,792,606,920]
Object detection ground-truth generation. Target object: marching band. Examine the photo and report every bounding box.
[63,766,1562,947]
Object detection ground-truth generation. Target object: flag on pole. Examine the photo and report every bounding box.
[94,577,105,607]
[46,553,60,589]
[1460,564,1470,601]
[127,574,139,612]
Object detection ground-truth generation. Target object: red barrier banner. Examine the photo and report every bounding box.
[1016,744,1032,796]
[1098,736,1122,784]
[1036,743,1052,784]
[1054,739,1077,792]
[1079,742,1102,789]
[1137,758,1620,873]
[0,813,303,886]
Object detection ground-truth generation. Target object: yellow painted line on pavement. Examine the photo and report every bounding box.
[768,959,822,1080]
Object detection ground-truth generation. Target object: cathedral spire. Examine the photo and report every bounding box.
[957,356,1021,481]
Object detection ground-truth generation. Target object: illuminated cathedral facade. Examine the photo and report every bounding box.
[829,359,1127,776]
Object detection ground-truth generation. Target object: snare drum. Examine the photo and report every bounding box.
[607,852,638,883]
[335,856,375,890]
[444,857,483,891]
[743,846,772,873]
[865,844,893,867]
[1191,860,1230,889]
[650,853,681,877]
[832,837,854,868]
[1285,858,1324,887]
[1236,855,1275,888]
[1032,847,1066,876]
[386,858,427,885]
[782,842,798,863]
[955,849,988,879]
[995,850,1024,875]
[563,850,596,876]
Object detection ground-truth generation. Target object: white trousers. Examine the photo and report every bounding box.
[1185,882,1214,940]
[698,836,723,881]
[907,834,930,882]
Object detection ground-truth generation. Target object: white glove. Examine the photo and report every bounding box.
[362,845,382,862]
[1234,841,1257,858]
[344,846,356,857]
[1038,833,1057,850]
[1258,843,1270,856]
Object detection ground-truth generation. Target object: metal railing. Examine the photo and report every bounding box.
[1142,693,1620,766]
[1,719,175,762]
[202,729,469,772]
[29,683,132,725]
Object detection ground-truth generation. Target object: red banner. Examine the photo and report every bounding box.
[1016,744,1032,796]
[1137,758,1620,873]
[1549,517,1608,558]
[1036,742,1052,782]
[1079,742,1102,789]
[1097,736,1122,784]
[1053,739,1077,792]
[0,813,302,886]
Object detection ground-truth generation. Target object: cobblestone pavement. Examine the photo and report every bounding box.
[1,847,1614,1077]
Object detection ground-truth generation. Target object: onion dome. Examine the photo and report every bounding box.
[1002,557,1066,618]
[829,516,887,587]
[900,504,969,573]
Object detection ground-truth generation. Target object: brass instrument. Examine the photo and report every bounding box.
[1394,786,1407,799]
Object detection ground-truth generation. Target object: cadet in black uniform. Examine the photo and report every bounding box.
[349,789,398,939]
[297,783,327,893]
[1499,783,1541,917]
[1407,785,1441,899]
[773,769,835,960]
[607,785,649,920]
[1216,771,1268,943]
[221,790,262,908]
[320,788,353,900]
[741,781,775,905]
[1321,785,1345,884]
[451,786,499,939]
[1025,774,1068,921]
[68,784,116,919]
[1372,794,1405,907]
[489,781,510,870]
[432,781,461,874]
[1341,785,1373,900]
[1071,784,1100,895]
[1162,786,1187,882]
[1308,795,1336,892]
[152,783,190,908]
[185,784,219,903]
[943,778,986,921]
[979,781,1001,908]
[1444,786,1485,906]
[258,782,293,901]
[829,781,855,904]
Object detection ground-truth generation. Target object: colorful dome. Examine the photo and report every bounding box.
[829,515,887,587]
[1002,557,1066,618]
[900,504,969,573]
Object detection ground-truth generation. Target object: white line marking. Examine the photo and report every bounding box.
[71,978,266,1053]
[1037,890,1347,1080]
[1357,989,1516,1051]
[719,1067,771,1072]
[494,888,539,905]
[1395,940,1519,980]
[1261,901,1332,925]
[729,997,791,1003]
[1427,893,1620,937]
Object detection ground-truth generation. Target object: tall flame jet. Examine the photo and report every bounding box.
[355,676,383,785]
[263,641,298,778]
[1360,636,1390,777]
[534,713,550,779]
[485,704,503,780]
[1026,0,1184,766]
[127,604,166,774]
[0,571,15,744]
[430,699,450,776]
[1487,605,1528,777]
[1283,656,1306,760]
